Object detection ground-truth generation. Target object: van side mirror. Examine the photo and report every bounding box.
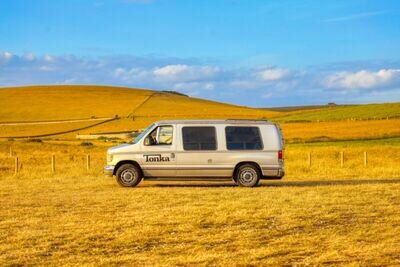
[144,136,157,146]
[144,136,151,146]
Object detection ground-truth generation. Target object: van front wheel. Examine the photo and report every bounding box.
[115,164,142,187]
[235,164,260,187]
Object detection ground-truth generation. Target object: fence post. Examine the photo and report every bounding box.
[51,155,56,174]
[14,156,18,175]
[86,154,90,171]
[340,151,344,168]
[308,152,311,168]
[364,151,368,168]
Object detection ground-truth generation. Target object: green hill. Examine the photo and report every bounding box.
[272,103,400,122]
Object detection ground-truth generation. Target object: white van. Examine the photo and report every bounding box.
[104,120,284,187]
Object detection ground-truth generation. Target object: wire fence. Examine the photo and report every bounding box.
[0,149,399,178]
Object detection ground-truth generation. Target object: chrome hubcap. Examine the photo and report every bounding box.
[238,167,257,185]
[120,169,137,184]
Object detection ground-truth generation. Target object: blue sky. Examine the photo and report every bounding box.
[1,0,400,107]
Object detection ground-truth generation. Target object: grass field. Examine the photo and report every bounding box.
[0,85,150,121]
[0,85,278,122]
[267,104,353,112]
[1,85,400,265]
[281,119,400,142]
[1,175,399,266]
[1,86,399,143]
[0,85,280,139]
[0,119,115,138]
[0,139,399,266]
[273,103,400,122]
[1,139,399,180]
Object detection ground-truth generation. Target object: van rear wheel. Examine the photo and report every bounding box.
[115,164,142,187]
[235,164,260,187]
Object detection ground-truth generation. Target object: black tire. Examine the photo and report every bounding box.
[115,163,143,187]
[235,164,260,187]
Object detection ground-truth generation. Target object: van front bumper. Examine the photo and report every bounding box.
[103,165,115,176]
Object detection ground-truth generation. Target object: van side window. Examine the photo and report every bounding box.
[144,126,173,145]
[182,127,217,150]
[225,126,263,150]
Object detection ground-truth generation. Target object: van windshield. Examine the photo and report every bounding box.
[131,123,155,144]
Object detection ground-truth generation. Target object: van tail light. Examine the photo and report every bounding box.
[278,150,283,161]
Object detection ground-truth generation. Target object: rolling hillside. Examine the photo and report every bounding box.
[0,85,279,121]
[0,85,399,141]
[0,85,279,138]
[272,103,400,122]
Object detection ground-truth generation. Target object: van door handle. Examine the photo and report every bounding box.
[171,153,175,159]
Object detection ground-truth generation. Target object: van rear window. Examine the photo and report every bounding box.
[182,127,217,150]
[225,126,263,150]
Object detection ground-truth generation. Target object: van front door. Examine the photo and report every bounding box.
[140,125,176,177]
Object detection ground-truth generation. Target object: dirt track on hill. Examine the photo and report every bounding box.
[0,118,117,138]
[0,117,114,126]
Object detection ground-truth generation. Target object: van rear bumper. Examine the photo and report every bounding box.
[261,167,284,179]
[103,165,115,176]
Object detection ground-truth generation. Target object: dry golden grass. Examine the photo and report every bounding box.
[0,119,113,138]
[3,118,399,142]
[1,139,399,180]
[280,119,400,142]
[285,140,400,179]
[0,85,280,138]
[0,85,279,122]
[273,102,400,122]
[0,140,399,265]
[1,86,399,143]
[133,92,270,117]
[0,85,150,121]
[1,86,400,265]
[1,175,400,266]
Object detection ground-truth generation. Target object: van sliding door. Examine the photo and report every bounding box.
[175,126,228,177]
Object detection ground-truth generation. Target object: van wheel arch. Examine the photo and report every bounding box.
[113,160,143,176]
[232,162,262,182]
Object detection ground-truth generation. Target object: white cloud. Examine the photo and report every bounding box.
[39,65,56,72]
[204,83,215,90]
[113,64,220,92]
[113,67,125,77]
[153,64,220,82]
[229,80,259,89]
[153,64,188,77]
[257,68,289,81]
[1,51,400,106]
[0,51,13,62]
[174,82,215,91]
[113,64,220,84]
[113,67,148,82]
[23,52,35,61]
[324,69,400,89]
[43,55,54,62]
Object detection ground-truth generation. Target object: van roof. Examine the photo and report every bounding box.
[155,119,275,125]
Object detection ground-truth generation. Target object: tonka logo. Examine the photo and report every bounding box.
[144,154,170,162]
